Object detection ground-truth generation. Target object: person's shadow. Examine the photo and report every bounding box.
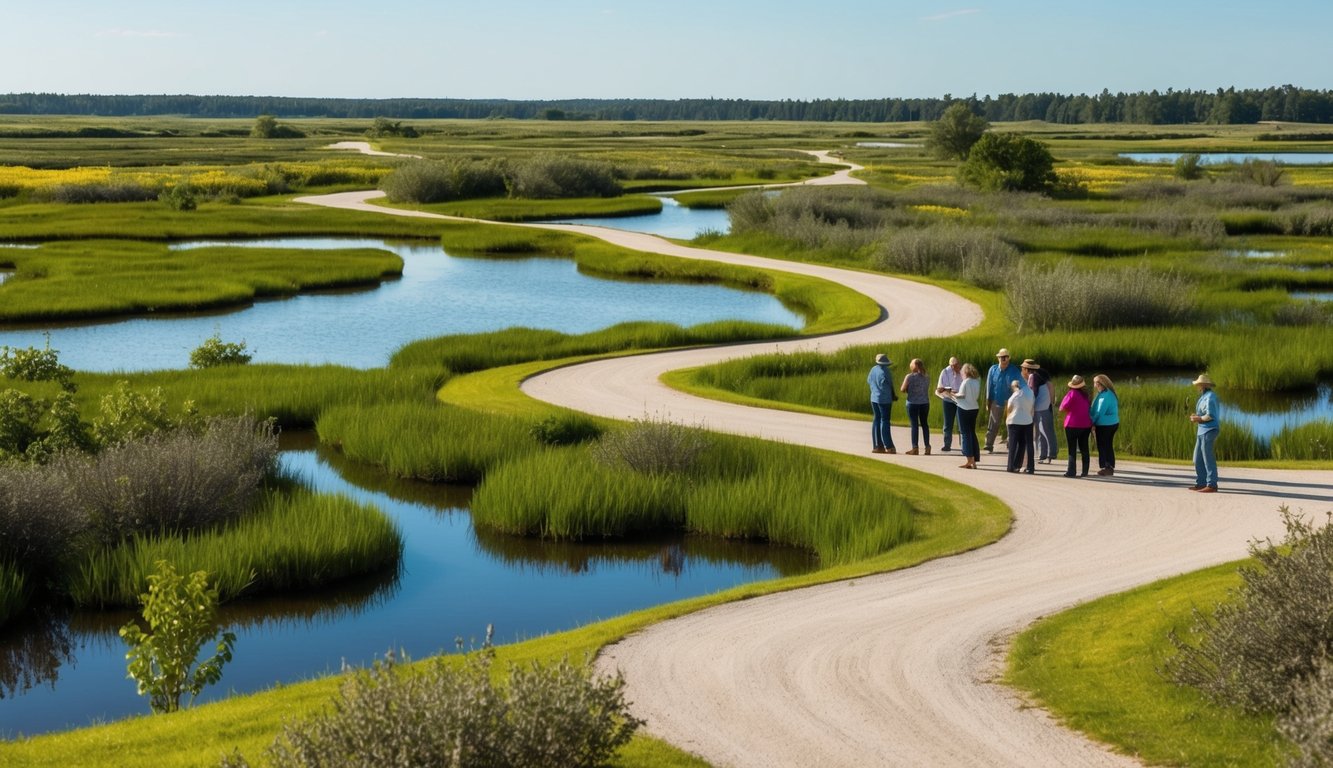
[1099,467,1333,504]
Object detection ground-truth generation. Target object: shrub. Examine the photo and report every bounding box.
[958,133,1057,193]
[871,224,1020,289]
[189,333,252,369]
[158,184,197,211]
[92,381,179,447]
[926,103,989,160]
[120,560,235,714]
[0,342,76,390]
[1165,508,1333,714]
[529,412,603,446]
[69,415,278,546]
[591,414,712,475]
[379,159,507,204]
[222,649,641,768]
[1279,656,1333,767]
[0,462,81,571]
[1173,152,1205,180]
[1231,158,1285,187]
[505,155,622,199]
[1005,260,1196,332]
[43,181,158,204]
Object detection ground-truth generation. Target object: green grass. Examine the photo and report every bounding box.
[0,447,1008,767]
[1007,561,1288,766]
[62,488,402,608]
[0,240,402,322]
[385,194,664,221]
[671,189,752,209]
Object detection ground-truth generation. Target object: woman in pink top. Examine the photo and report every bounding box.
[1059,375,1093,478]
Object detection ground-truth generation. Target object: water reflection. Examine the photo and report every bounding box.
[0,440,814,737]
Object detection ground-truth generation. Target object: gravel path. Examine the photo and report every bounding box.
[298,157,1333,767]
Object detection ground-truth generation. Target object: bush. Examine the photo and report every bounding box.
[68,415,278,546]
[158,184,197,211]
[43,181,158,204]
[1231,158,1285,187]
[506,155,622,199]
[591,414,711,475]
[189,333,252,369]
[1165,508,1333,714]
[1005,260,1196,332]
[0,462,81,571]
[926,103,989,160]
[1173,152,1205,180]
[379,159,507,204]
[92,381,180,447]
[222,650,641,768]
[529,412,603,446]
[958,133,1057,193]
[1,342,76,390]
[1279,656,1333,767]
[871,224,1020,289]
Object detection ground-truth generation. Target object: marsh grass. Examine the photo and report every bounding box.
[316,400,534,483]
[0,559,27,625]
[1005,260,1197,332]
[65,488,401,608]
[473,434,914,564]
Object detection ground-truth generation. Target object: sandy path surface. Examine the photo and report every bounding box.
[298,161,1332,767]
[322,140,422,159]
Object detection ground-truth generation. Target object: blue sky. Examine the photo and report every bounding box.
[2,1,1330,100]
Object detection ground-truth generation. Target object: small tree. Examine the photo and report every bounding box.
[189,333,252,369]
[926,103,990,160]
[119,560,236,714]
[958,133,1057,193]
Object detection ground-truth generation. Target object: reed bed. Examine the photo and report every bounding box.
[1269,421,1333,462]
[472,435,914,564]
[64,488,401,608]
[316,400,534,483]
[0,560,27,625]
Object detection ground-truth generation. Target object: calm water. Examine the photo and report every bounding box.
[0,442,814,738]
[1292,291,1333,302]
[547,196,731,239]
[1116,375,1333,442]
[0,237,799,371]
[1121,152,1333,165]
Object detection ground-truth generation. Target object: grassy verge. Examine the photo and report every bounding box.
[380,194,665,221]
[0,446,1009,767]
[1006,562,1287,766]
[0,241,402,323]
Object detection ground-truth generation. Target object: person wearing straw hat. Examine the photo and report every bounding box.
[1022,359,1058,464]
[1059,375,1093,478]
[984,348,1023,454]
[1189,373,1221,492]
[867,353,897,454]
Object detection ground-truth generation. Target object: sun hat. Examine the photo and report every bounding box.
[1192,373,1215,387]
[1021,359,1040,370]
[996,348,1010,358]
[1067,375,1086,389]
[875,353,890,365]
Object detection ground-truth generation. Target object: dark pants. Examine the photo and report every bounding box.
[1034,406,1058,460]
[907,402,930,449]
[1065,427,1091,476]
[940,399,958,450]
[958,407,980,461]
[1094,423,1118,469]
[1007,422,1034,472]
[871,401,895,451]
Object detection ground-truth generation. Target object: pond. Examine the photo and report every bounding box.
[546,196,732,239]
[1292,291,1333,302]
[1120,152,1333,165]
[1114,374,1333,443]
[0,237,801,371]
[0,438,815,738]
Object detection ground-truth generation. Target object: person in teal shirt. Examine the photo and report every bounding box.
[1189,373,1221,492]
[1090,374,1120,476]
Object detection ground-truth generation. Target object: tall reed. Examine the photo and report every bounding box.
[0,560,27,626]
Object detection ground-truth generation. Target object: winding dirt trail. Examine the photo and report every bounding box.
[298,156,1333,767]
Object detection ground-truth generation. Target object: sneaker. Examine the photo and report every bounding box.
[905,448,919,455]
[1197,486,1218,493]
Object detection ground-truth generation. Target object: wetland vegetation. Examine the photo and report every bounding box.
[0,112,1330,765]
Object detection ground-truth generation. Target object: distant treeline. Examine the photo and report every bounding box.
[2,86,1333,124]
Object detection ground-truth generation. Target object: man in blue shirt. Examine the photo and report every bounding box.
[868,353,896,454]
[1189,373,1221,493]
[984,348,1024,453]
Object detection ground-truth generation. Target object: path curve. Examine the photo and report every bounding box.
[298,160,1333,767]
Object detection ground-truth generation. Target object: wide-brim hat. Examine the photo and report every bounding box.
[1021,359,1040,370]
[1192,373,1215,387]
[996,348,1010,358]
[1067,375,1086,389]
[875,353,890,365]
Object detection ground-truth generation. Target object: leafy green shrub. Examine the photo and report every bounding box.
[529,412,603,446]
[1005,260,1196,332]
[365,116,419,139]
[1279,656,1333,767]
[1165,508,1333,714]
[1231,158,1285,187]
[120,560,235,714]
[0,342,75,391]
[592,414,711,475]
[872,223,1020,289]
[222,650,641,768]
[189,333,252,369]
[92,380,182,447]
[158,184,197,211]
[1173,152,1205,180]
[958,133,1057,193]
[506,155,622,199]
[68,415,278,545]
[379,158,507,204]
[926,103,989,160]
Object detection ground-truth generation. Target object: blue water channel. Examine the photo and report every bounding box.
[545,196,732,239]
[0,441,814,738]
[1120,152,1333,165]
[0,234,791,371]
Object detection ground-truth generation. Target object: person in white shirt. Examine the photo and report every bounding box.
[935,357,964,452]
[1005,380,1035,474]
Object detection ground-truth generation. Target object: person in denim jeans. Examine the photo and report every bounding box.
[935,357,963,451]
[984,348,1023,452]
[900,358,931,455]
[1189,373,1221,492]
[867,353,896,454]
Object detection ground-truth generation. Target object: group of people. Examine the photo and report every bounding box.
[867,349,1223,491]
